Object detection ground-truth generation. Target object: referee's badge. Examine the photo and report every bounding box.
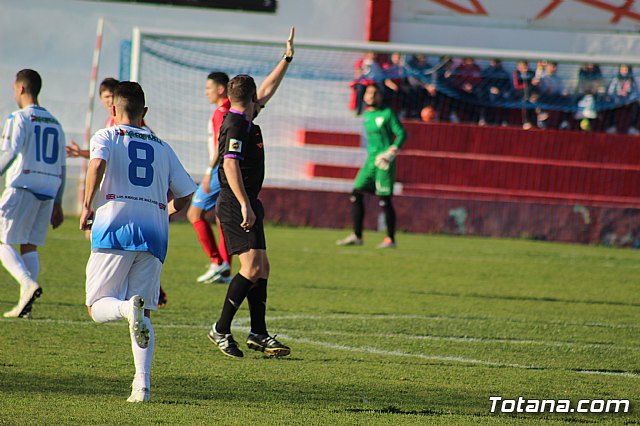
[229,138,243,153]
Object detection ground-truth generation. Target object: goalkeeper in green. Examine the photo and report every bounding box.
[337,84,406,248]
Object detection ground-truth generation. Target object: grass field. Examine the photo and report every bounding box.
[0,220,639,425]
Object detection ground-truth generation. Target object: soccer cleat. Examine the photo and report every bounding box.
[208,324,243,358]
[3,282,42,318]
[127,388,150,403]
[336,234,363,246]
[246,333,291,358]
[210,274,232,285]
[197,261,231,283]
[376,237,396,249]
[127,296,150,349]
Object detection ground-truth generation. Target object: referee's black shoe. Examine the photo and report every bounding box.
[208,324,244,358]
[246,333,291,357]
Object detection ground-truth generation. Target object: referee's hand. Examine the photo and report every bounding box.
[286,26,294,58]
[241,204,256,231]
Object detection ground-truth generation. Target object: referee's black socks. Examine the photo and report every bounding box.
[247,278,268,336]
[216,273,253,334]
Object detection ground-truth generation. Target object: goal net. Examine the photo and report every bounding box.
[129,28,640,245]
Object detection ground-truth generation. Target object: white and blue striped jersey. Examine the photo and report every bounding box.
[0,105,66,200]
[90,124,196,262]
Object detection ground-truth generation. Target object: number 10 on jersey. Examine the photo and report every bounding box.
[34,125,59,165]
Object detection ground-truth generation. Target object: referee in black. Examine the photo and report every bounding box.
[207,74,291,358]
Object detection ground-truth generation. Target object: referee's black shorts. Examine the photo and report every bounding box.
[216,191,266,256]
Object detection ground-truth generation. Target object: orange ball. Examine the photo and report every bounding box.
[420,106,435,122]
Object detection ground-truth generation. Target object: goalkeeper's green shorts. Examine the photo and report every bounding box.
[353,157,396,197]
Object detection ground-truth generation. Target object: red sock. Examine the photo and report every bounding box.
[217,220,231,266]
[192,219,222,264]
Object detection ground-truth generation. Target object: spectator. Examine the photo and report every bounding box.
[533,61,569,129]
[606,64,639,134]
[576,63,605,96]
[405,54,434,119]
[351,51,385,115]
[432,56,457,122]
[451,57,482,123]
[478,59,512,126]
[574,63,605,132]
[382,52,410,114]
[513,60,537,129]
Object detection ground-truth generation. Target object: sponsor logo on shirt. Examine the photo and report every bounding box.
[375,117,385,127]
[103,193,166,208]
[229,138,243,153]
[115,127,162,143]
[30,115,59,124]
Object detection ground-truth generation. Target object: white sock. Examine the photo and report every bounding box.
[0,244,37,287]
[132,317,154,390]
[90,297,127,323]
[22,251,40,281]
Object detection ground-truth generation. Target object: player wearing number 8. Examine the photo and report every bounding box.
[0,69,66,318]
[80,82,196,402]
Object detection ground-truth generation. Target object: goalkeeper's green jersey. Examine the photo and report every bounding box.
[363,107,407,156]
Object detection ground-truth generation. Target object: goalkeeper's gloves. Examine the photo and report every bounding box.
[374,147,398,171]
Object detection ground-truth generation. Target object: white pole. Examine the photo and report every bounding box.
[130,27,141,82]
[84,16,104,148]
[78,16,104,214]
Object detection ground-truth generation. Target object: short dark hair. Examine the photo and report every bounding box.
[113,82,145,118]
[99,78,119,94]
[227,74,256,105]
[207,72,229,87]
[16,69,42,97]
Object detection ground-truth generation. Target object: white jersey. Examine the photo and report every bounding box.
[0,105,66,199]
[90,124,196,263]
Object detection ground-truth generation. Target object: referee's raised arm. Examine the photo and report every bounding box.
[257,26,294,106]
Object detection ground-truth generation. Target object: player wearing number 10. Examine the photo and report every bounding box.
[80,82,196,402]
[0,69,66,318]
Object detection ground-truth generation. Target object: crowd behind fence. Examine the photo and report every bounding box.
[351,53,640,135]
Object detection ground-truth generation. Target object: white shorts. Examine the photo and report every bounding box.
[85,249,162,310]
[0,187,54,246]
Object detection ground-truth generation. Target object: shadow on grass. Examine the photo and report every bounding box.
[0,370,128,398]
[0,370,627,424]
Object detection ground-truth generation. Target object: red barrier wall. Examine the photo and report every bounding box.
[259,187,640,246]
[306,121,640,209]
[402,121,640,164]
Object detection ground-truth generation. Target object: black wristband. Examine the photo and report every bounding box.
[283,53,293,63]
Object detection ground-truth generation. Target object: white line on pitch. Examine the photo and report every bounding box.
[257,313,640,330]
[262,328,639,351]
[8,317,638,379]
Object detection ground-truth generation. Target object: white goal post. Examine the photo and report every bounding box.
[128,26,640,193]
